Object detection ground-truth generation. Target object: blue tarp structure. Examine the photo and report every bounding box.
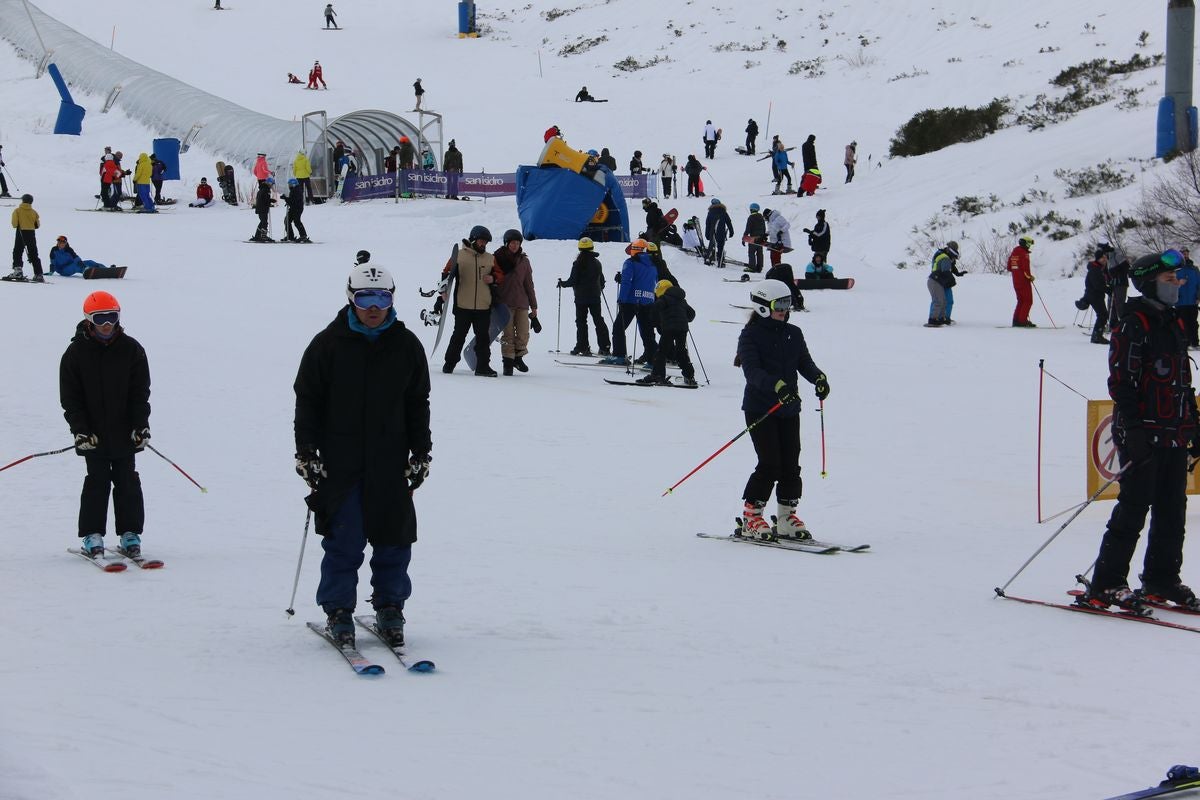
[515,164,630,242]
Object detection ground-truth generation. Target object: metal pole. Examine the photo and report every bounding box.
[285,508,312,617]
[20,0,47,57]
[1166,0,1197,153]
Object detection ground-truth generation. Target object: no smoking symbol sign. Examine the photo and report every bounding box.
[1091,413,1121,480]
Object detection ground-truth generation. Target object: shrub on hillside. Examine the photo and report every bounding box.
[945,195,1002,218]
[613,55,670,72]
[1130,149,1200,251]
[559,36,607,57]
[888,99,1009,158]
[787,58,825,78]
[1053,161,1134,197]
[1008,210,1082,241]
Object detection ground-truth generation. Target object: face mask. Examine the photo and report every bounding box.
[1156,279,1181,306]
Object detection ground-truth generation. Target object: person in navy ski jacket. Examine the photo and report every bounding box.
[1175,245,1200,347]
[735,278,828,541]
[607,239,658,363]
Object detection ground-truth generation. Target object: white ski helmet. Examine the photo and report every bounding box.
[346,264,395,303]
[750,278,793,317]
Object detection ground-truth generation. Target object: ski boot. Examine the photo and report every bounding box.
[681,376,699,387]
[80,533,104,557]
[4,269,25,282]
[774,499,812,540]
[119,532,142,559]
[636,374,669,385]
[375,606,405,648]
[1139,577,1200,611]
[597,347,612,357]
[325,608,355,647]
[569,346,592,357]
[599,355,628,366]
[30,274,45,283]
[419,309,441,327]
[1076,585,1150,615]
[738,500,774,541]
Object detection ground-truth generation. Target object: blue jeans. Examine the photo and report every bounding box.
[316,483,412,613]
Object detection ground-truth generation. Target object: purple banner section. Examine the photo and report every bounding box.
[340,170,517,201]
[340,170,655,201]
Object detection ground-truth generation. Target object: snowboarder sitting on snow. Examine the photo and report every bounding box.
[189,177,214,208]
[558,237,611,357]
[804,253,835,280]
[287,73,303,84]
[575,86,605,102]
[48,235,115,278]
[798,168,822,197]
[61,290,151,561]
[637,280,697,387]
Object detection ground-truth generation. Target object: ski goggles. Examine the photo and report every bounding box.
[1161,249,1184,268]
[87,311,119,327]
[767,297,792,312]
[351,289,393,310]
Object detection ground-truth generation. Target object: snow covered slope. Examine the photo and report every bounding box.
[0,3,1192,799]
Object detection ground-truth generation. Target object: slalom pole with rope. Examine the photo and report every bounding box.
[994,461,1135,597]
[1032,281,1058,328]
[0,444,73,474]
[662,402,783,497]
[145,444,208,492]
[285,507,312,617]
[818,399,828,478]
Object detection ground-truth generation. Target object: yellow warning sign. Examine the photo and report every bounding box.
[1086,399,1200,498]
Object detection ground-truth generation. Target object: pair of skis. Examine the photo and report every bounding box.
[307,615,436,676]
[68,547,164,572]
[1103,766,1200,800]
[995,588,1200,635]
[697,519,869,554]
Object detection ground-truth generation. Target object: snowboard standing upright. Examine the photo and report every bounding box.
[462,304,512,371]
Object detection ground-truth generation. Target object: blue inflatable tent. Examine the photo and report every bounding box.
[515,164,630,242]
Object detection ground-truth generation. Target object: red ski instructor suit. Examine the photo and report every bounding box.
[1007,243,1034,325]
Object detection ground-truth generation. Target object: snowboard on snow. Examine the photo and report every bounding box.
[798,277,854,290]
[462,304,512,371]
[84,266,127,279]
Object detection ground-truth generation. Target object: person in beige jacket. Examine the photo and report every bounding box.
[442,225,501,377]
[494,229,539,375]
[9,193,43,282]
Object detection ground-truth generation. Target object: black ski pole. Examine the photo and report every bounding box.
[3,164,19,191]
[556,284,562,353]
[687,329,710,384]
[994,461,1135,596]
[0,444,73,473]
[285,507,312,617]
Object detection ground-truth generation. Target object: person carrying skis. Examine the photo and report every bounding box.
[745,119,759,155]
[442,225,501,377]
[684,155,704,198]
[605,239,658,365]
[1008,235,1036,327]
[704,198,734,267]
[1175,246,1200,348]
[252,177,275,242]
[702,120,719,159]
[658,154,676,198]
[133,153,156,213]
[294,263,432,648]
[926,241,963,327]
[494,229,538,376]
[413,78,424,110]
[1077,249,1200,613]
[293,149,314,202]
[282,178,309,242]
[558,237,610,357]
[61,290,151,561]
[637,280,697,387]
[763,208,792,267]
[771,146,793,195]
[736,279,829,541]
[324,4,339,29]
[803,209,830,260]
[9,193,44,281]
[742,203,766,273]
[1075,243,1114,344]
[844,140,857,183]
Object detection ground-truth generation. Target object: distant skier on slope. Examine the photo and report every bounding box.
[324,4,339,29]
[735,279,829,541]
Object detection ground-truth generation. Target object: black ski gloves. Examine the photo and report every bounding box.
[530,315,542,334]
[295,448,326,490]
[774,380,798,405]
[74,433,98,453]
[1120,427,1151,466]
[814,373,830,401]
[406,453,432,491]
[131,428,151,452]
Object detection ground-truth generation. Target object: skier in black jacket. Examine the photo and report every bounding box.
[598,148,618,172]
[1079,250,1200,613]
[558,237,611,356]
[637,280,697,387]
[744,119,759,155]
[801,134,818,173]
[642,198,667,245]
[629,151,644,175]
[742,203,766,273]
[803,209,830,259]
[281,178,309,242]
[1075,243,1114,344]
[60,290,151,560]
[294,263,433,648]
[736,279,828,541]
[704,198,734,267]
[252,177,275,242]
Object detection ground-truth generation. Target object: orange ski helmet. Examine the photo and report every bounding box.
[83,291,120,315]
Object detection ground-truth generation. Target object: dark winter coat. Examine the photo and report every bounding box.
[704,204,734,241]
[1084,259,1109,299]
[254,183,272,214]
[645,204,666,235]
[398,140,416,169]
[653,285,695,333]
[151,159,165,182]
[562,250,605,304]
[743,211,766,240]
[801,136,817,172]
[737,315,822,419]
[60,321,151,460]
[1108,297,1198,449]
[598,149,617,172]
[282,187,305,214]
[807,218,830,253]
[294,309,432,546]
[650,252,680,289]
[683,156,704,179]
[930,248,960,289]
[629,155,644,175]
[443,146,463,172]
[745,120,759,138]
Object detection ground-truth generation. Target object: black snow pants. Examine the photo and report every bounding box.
[742,413,802,504]
[79,454,144,536]
[444,307,492,373]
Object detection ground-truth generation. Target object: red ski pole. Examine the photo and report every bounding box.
[1032,282,1058,328]
[146,444,208,493]
[0,444,73,473]
[662,403,782,497]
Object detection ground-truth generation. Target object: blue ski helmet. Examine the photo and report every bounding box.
[587,149,599,157]
[749,202,760,212]
[264,177,275,185]
[710,197,721,205]
[287,178,299,186]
